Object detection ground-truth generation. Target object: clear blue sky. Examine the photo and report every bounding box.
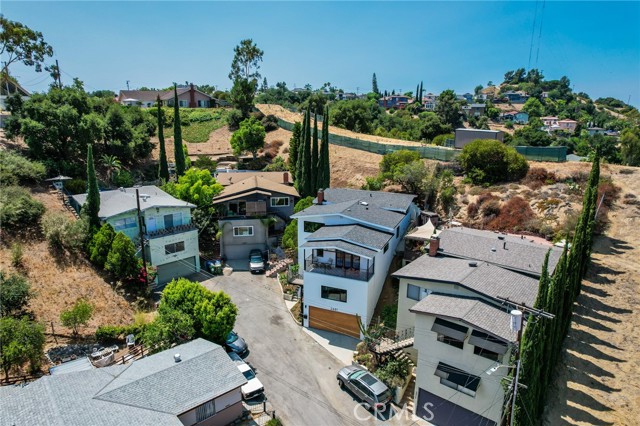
[4,1,640,106]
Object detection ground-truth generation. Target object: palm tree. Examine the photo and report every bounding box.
[101,154,121,183]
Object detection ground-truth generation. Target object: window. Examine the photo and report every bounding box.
[228,201,246,216]
[474,346,501,362]
[179,100,188,107]
[469,330,507,361]
[164,241,185,254]
[303,221,324,233]
[112,217,137,232]
[233,226,254,237]
[270,197,290,207]
[437,334,465,350]
[407,284,429,301]
[383,243,389,253]
[316,249,324,257]
[434,363,480,397]
[195,400,216,422]
[432,318,468,349]
[163,213,182,229]
[321,286,347,303]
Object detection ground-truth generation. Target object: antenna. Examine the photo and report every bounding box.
[126,80,130,90]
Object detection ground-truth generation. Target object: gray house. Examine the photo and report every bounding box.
[212,172,299,260]
[454,128,504,149]
[0,339,247,426]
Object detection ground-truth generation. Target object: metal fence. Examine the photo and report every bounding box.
[277,118,567,162]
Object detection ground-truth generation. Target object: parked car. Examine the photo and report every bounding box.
[337,365,392,411]
[249,249,265,274]
[225,331,248,356]
[228,352,264,400]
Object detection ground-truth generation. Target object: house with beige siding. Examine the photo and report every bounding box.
[118,83,215,108]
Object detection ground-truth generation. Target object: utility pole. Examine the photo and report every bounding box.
[56,60,62,88]
[135,189,149,287]
[126,80,130,90]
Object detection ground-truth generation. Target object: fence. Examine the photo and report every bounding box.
[277,118,567,162]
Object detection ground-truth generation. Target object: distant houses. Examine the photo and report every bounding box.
[541,116,578,133]
[117,83,215,108]
[500,110,529,124]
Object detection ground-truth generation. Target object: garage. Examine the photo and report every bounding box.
[416,388,496,426]
[308,306,360,339]
[157,256,197,285]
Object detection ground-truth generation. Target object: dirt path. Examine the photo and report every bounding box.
[544,165,640,426]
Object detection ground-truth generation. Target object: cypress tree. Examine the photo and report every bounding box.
[173,84,186,177]
[317,106,330,190]
[296,110,310,197]
[157,96,170,182]
[419,81,423,103]
[288,121,302,179]
[83,144,101,231]
[311,113,319,193]
[545,244,569,378]
[372,73,379,95]
[583,152,601,275]
[415,84,419,101]
[302,109,313,197]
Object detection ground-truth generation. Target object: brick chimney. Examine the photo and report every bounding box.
[283,171,289,184]
[189,83,196,108]
[429,236,440,257]
[317,189,324,205]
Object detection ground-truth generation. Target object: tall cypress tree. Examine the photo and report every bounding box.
[157,96,170,182]
[317,106,330,190]
[302,109,313,197]
[311,113,319,193]
[288,121,302,179]
[415,84,419,101]
[296,110,310,196]
[583,152,601,275]
[372,73,379,95]
[419,81,423,103]
[83,144,101,231]
[173,84,186,177]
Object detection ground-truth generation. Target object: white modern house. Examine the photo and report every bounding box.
[72,186,200,285]
[292,189,418,338]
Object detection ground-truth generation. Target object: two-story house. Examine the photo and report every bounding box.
[292,189,418,338]
[379,95,412,109]
[212,171,299,261]
[461,103,486,117]
[118,83,214,108]
[72,186,200,285]
[500,111,529,124]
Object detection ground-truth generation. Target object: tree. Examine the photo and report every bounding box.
[41,212,89,253]
[157,98,170,181]
[261,77,268,92]
[0,273,31,317]
[474,85,483,96]
[0,316,45,379]
[0,16,53,77]
[159,278,237,344]
[512,125,553,147]
[301,109,313,197]
[458,139,529,184]
[142,307,195,354]
[229,78,256,119]
[100,154,121,183]
[435,89,462,128]
[105,232,139,281]
[230,117,266,159]
[380,150,421,180]
[228,39,264,82]
[88,223,116,268]
[83,144,101,230]
[372,73,379,95]
[288,121,302,177]
[619,127,640,166]
[163,168,223,207]
[437,170,457,214]
[0,186,45,228]
[522,97,544,118]
[60,298,94,336]
[316,106,331,189]
[173,85,186,177]
[392,160,437,203]
[311,113,319,192]
[418,81,423,104]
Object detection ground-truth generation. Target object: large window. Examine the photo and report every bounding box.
[432,318,468,350]
[335,252,360,269]
[112,217,137,232]
[469,330,507,361]
[303,221,324,233]
[270,197,290,207]
[434,362,480,397]
[407,284,431,301]
[437,334,465,350]
[233,226,254,237]
[195,400,216,422]
[164,212,182,229]
[164,241,185,254]
[321,286,347,303]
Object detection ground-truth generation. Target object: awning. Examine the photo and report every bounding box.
[431,318,468,342]
[468,330,508,355]
[435,362,481,392]
[405,222,436,241]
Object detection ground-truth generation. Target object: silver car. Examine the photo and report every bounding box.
[337,365,392,411]
[249,249,265,274]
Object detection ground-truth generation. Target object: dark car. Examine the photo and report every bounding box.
[249,249,265,274]
[337,365,392,411]
[225,331,248,356]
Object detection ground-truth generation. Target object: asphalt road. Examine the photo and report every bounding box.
[202,272,411,426]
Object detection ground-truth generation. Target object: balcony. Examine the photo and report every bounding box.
[304,255,374,282]
[145,223,197,239]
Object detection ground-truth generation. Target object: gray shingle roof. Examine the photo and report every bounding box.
[0,339,245,426]
[306,225,392,250]
[393,255,539,306]
[301,239,378,258]
[72,186,195,219]
[410,294,518,342]
[293,200,406,230]
[437,227,562,277]
[320,188,415,213]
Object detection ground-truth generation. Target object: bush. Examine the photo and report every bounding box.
[361,175,384,191]
[41,213,89,253]
[380,150,421,179]
[60,298,94,336]
[459,139,529,184]
[486,196,536,232]
[95,324,145,344]
[227,109,244,130]
[466,202,479,218]
[11,242,24,268]
[0,272,32,317]
[375,357,411,388]
[64,178,87,194]
[112,170,135,187]
[0,151,46,186]
[88,223,116,268]
[380,305,397,329]
[261,114,279,132]
[481,199,502,218]
[263,156,288,172]
[105,232,139,282]
[522,167,557,190]
[193,156,217,172]
[0,186,45,228]
[432,133,454,146]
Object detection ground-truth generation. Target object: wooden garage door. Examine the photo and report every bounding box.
[309,306,360,339]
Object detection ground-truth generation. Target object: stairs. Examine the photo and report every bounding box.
[266,258,293,278]
[399,371,417,413]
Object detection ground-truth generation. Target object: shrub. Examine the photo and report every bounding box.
[459,139,529,184]
[0,272,32,317]
[504,120,514,129]
[88,223,116,268]
[380,305,397,329]
[227,109,244,130]
[11,242,23,268]
[263,156,288,172]
[380,150,421,179]
[60,298,94,336]
[238,157,268,170]
[0,316,45,376]
[487,196,536,232]
[112,170,135,187]
[0,151,46,186]
[193,156,217,172]
[41,213,89,253]
[522,167,558,190]
[432,133,454,146]
[95,323,146,344]
[266,418,283,426]
[0,186,45,228]
[376,357,412,388]
[481,199,502,218]
[64,178,87,194]
[261,114,279,132]
[361,175,384,191]
[105,232,139,281]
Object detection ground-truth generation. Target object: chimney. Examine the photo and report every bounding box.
[283,171,289,184]
[189,83,196,108]
[429,236,440,257]
[317,189,324,205]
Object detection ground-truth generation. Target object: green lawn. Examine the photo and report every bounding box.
[165,108,229,143]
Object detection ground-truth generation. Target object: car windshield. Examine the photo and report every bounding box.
[250,255,262,262]
[242,369,256,380]
[226,332,238,344]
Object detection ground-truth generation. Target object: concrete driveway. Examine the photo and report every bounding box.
[202,272,415,426]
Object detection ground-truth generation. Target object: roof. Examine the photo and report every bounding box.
[119,87,213,103]
[72,186,195,219]
[455,128,501,134]
[211,175,299,205]
[319,189,415,213]
[436,227,562,277]
[293,200,407,230]
[215,171,291,186]
[306,224,392,250]
[410,294,517,342]
[301,239,378,258]
[0,339,245,426]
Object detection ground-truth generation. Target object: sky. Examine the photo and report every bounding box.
[4,1,640,106]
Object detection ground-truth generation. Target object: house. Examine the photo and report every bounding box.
[379,94,412,109]
[502,91,529,104]
[71,186,200,285]
[292,188,418,338]
[500,111,529,124]
[587,127,607,136]
[461,104,486,117]
[454,128,504,149]
[211,171,299,261]
[541,117,577,133]
[0,339,247,426]
[557,119,578,133]
[457,93,474,103]
[478,86,498,101]
[422,93,437,111]
[336,92,357,101]
[118,83,215,108]
[0,77,30,111]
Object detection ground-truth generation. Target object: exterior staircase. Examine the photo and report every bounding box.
[399,371,417,414]
[371,327,415,355]
[266,258,293,278]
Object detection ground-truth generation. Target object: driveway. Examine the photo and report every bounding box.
[202,272,415,426]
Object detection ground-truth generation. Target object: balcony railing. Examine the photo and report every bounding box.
[304,256,374,282]
[145,223,197,239]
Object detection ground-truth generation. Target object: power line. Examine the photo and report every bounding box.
[528,0,540,69]
[535,0,546,67]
